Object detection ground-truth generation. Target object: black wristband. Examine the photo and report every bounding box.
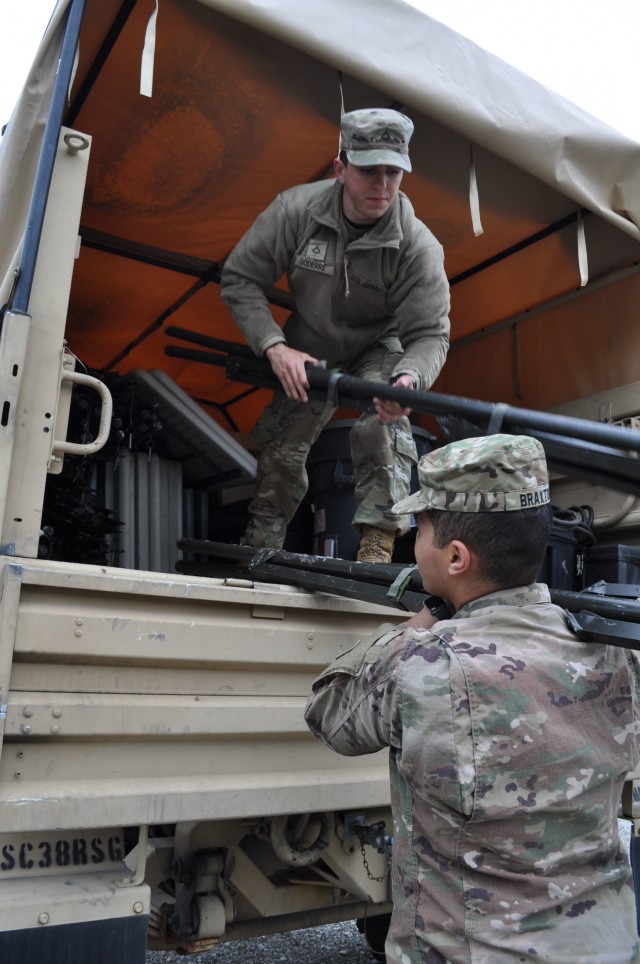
[423,594,450,621]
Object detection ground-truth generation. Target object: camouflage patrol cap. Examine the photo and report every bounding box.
[340,108,413,172]
[393,434,550,515]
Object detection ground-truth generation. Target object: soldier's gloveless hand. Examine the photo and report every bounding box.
[266,343,320,402]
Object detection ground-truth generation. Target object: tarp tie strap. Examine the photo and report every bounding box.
[469,144,484,237]
[141,0,159,98]
[577,207,589,287]
[337,71,345,154]
[387,565,417,603]
[326,369,343,407]
[487,402,509,434]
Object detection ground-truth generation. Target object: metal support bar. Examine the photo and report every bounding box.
[12,0,88,314]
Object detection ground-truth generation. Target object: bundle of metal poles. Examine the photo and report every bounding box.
[177,539,431,611]
[164,326,640,496]
[176,540,640,651]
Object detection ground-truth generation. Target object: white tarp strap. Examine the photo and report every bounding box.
[577,207,589,287]
[469,144,484,237]
[140,0,159,98]
[337,72,345,155]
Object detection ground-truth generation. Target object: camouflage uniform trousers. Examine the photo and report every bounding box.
[244,344,418,548]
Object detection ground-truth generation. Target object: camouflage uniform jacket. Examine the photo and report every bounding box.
[220,179,450,391]
[305,583,640,963]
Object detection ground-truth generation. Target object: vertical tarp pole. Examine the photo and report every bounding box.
[11,0,87,315]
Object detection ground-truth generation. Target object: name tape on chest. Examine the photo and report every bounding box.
[295,238,335,275]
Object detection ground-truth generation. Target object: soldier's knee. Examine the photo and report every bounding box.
[349,414,389,457]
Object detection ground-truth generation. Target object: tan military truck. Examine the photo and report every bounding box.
[2,0,640,961]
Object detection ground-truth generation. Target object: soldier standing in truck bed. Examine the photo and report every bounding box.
[220,107,450,563]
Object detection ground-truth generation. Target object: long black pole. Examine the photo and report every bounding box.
[163,331,640,455]
[165,344,640,494]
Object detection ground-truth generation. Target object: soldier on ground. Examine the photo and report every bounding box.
[305,434,640,962]
[220,107,450,563]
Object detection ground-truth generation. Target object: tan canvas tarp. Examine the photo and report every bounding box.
[2,0,640,432]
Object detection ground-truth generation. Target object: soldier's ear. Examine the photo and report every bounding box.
[447,540,471,577]
[333,157,347,183]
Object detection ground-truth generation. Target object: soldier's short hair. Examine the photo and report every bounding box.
[426,504,552,587]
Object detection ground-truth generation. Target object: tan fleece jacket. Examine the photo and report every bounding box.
[220,179,450,391]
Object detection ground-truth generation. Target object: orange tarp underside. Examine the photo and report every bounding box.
[59,0,640,435]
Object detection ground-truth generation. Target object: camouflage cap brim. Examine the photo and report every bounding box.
[393,434,550,515]
[346,147,412,172]
[392,490,427,515]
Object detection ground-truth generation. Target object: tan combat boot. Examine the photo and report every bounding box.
[357,526,395,564]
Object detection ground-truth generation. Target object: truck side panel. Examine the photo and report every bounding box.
[0,558,399,833]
